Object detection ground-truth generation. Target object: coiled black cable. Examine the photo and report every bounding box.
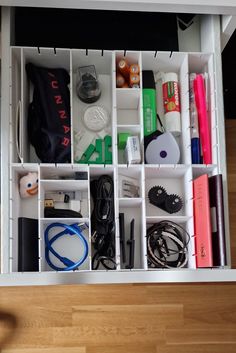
[147,221,190,269]
[90,175,116,270]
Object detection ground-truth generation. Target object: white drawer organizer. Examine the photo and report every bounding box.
[1,10,235,285]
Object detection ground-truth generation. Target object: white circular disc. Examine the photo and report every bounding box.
[145,132,180,164]
[83,105,110,132]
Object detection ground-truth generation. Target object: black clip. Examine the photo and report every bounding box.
[126,219,135,269]
[119,213,126,263]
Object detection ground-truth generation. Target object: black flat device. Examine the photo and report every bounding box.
[18,217,39,272]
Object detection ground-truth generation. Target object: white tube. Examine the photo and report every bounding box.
[162,72,181,136]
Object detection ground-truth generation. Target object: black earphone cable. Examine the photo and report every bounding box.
[147,220,190,269]
[90,175,116,270]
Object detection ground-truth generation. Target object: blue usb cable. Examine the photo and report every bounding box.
[44,222,89,271]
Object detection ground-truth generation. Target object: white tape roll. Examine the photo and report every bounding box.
[145,132,180,164]
[83,105,110,132]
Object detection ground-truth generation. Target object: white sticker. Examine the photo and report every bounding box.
[210,207,217,233]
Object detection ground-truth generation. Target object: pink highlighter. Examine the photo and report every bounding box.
[193,74,212,164]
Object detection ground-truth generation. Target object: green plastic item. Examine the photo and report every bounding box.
[95,139,103,164]
[104,135,112,164]
[78,144,95,164]
[143,88,157,136]
[118,132,130,149]
[76,135,112,165]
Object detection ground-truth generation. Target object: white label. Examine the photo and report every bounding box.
[210,207,217,233]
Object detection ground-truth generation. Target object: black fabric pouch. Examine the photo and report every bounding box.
[26,63,71,163]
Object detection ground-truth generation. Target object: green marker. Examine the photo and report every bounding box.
[142,71,157,136]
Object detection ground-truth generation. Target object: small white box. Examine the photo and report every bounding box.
[125,136,141,164]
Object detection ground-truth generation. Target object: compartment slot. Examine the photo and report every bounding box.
[141,52,191,165]
[40,164,89,180]
[116,89,141,125]
[17,47,71,163]
[145,166,193,217]
[89,167,117,270]
[119,199,146,270]
[192,166,228,268]
[115,51,141,89]
[11,165,39,218]
[40,219,90,272]
[117,126,142,165]
[118,165,142,198]
[10,164,39,272]
[146,218,196,269]
[10,48,22,163]
[188,53,218,165]
[72,49,113,164]
[40,179,89,219]
[192,165,218,179]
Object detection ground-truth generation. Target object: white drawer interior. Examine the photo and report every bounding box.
[5,46,227,278]
[0,6,233,285]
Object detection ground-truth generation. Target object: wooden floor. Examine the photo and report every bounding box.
[1,120,236,353]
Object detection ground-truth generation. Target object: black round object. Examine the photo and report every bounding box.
[165,194,183,214]
[148,186,167,206]
[77,73,101,104]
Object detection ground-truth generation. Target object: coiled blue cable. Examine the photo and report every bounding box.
[44,222,89,271]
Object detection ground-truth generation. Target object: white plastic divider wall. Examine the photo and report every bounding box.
[8,47,223,274]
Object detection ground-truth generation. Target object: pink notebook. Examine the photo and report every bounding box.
[193,174,213,267]
[194,74,212,164]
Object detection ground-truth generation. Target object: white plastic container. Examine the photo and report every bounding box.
[162,72,181,136]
